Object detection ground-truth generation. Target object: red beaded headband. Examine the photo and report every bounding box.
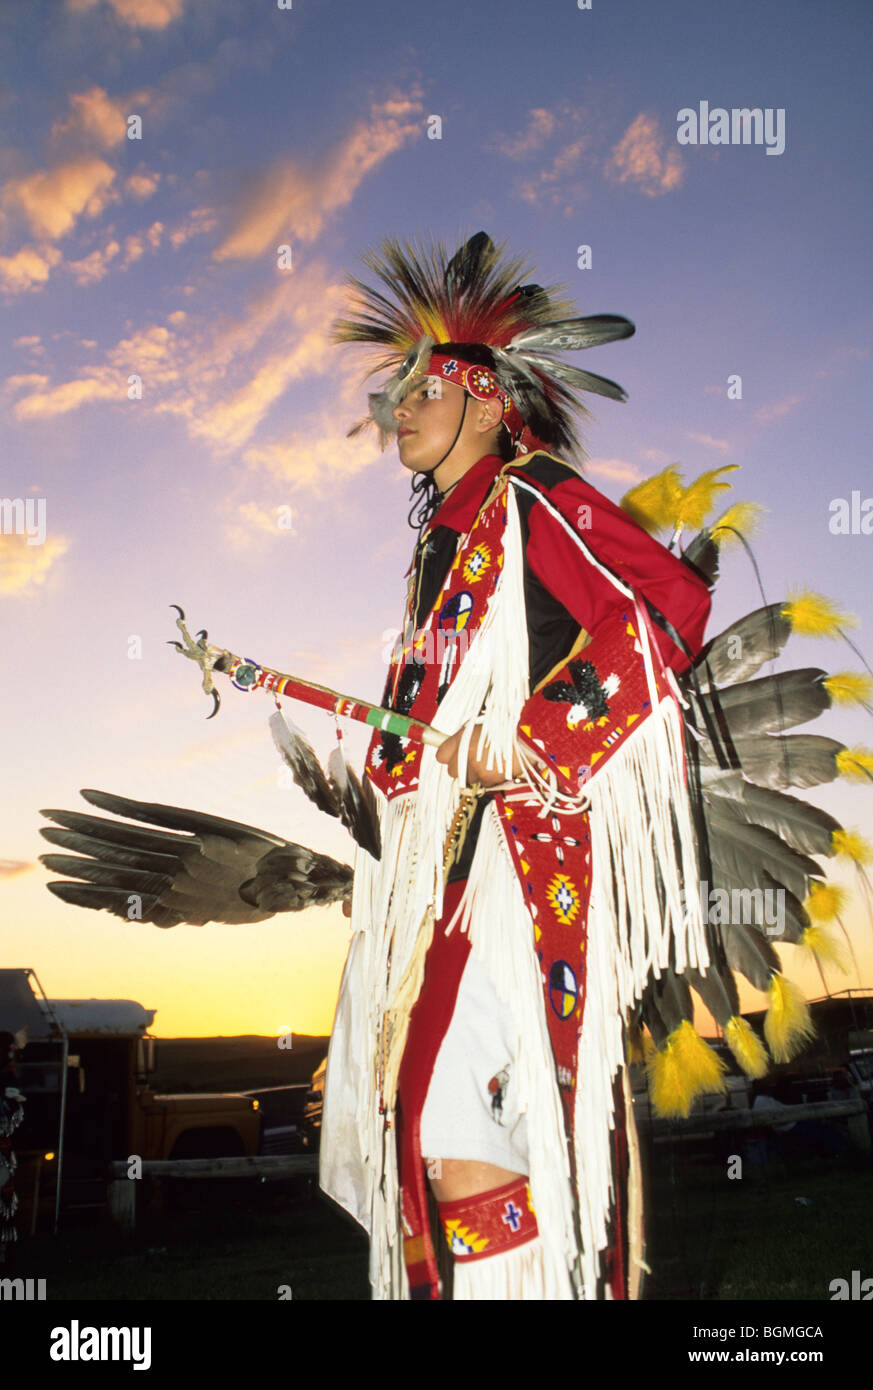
[421,352,525,443]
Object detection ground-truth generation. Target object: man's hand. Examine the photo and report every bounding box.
[435,723,524,788]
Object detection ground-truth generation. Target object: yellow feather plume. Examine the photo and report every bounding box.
[832,828,873,864]
[836,746,873,782]
[800,924,850,973]
[823,672,873,707]
[804,880,849,922]
[647,1020,727,1119]
[764,974,815,1064]
[620,466,684,535]
[724,1015,769,1078]
[674,465,739,529]
[709,501,764,547]
[781,590,858,637]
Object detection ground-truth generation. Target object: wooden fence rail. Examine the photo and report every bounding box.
[647,1096,869,1142]
[105,1100,870,1231]
[107,1153,318,1232]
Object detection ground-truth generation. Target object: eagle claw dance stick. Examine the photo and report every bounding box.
[168,603,448,748]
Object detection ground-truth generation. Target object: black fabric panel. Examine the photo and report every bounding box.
[512,458,583,688]
[513,452,581,493]
[411,527,459,632]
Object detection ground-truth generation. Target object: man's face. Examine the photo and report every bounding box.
[392,376,468,474]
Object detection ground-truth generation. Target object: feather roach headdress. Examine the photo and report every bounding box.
[332,231,635,456]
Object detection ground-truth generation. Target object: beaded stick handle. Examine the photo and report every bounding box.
[168,604,446,745]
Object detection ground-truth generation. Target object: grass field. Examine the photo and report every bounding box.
[9,1034,869,1300]
[10,1144,871,1301]
[644,1144,873,1301]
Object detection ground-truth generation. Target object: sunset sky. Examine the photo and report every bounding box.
[2,0,871,1040]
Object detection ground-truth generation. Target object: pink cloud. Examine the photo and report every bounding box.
[3,158,117,239]
[489,109,557,159]
[66,0,185,29]
[754,394,803,424]
[605,114,684,197]
[0,244,62,293]
[214,95,423,261]
[585,457,646,483]
[686,430,731,455]
[52,87,129,148]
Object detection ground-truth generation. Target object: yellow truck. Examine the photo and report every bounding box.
[2,971,260,1228]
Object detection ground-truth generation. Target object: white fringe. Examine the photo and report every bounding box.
[320,476,707,1301]
[573,695,708,1297]
[322,481,535,1300]
[452,1235,568,1301]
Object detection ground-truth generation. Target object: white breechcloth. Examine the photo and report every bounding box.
[419,949,530,1174]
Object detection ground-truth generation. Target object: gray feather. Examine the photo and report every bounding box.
[270,711,340,818]
[705,865,811,944]
[690,668,830,739]
[507,315,635,352]
[696,733,844,790]
[41,791,353,927]
[690,604,791,690]
[515,353,629,401]
[327,746,382,860]
[681,530,720,587]
[703,771,840,857]
[722,922,780,993]
[649,969,695,1035]
[685,965,739,1028]
[705,797,821,902]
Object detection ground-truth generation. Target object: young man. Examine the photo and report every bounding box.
[321,236,713,1300]
[39,234,856,1298]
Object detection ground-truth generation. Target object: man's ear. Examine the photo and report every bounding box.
[475,396,505,435]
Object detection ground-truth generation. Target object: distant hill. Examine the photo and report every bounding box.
[150,1033,329,1093]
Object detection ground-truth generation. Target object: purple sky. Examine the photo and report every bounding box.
[1,0,871,1036]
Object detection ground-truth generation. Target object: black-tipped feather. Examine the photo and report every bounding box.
[681,531,721,587]
[690,668,831,739]
[40,824,184,873]
[327,746,382,860]
[508,315,635,353]
[79,789,288,847]
[722,922,780,994]
[269,711,340,819]
[685,965,739,1028]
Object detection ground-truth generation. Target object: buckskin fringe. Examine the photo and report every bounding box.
[574,694,707,1293]
[452,1234,569,1300]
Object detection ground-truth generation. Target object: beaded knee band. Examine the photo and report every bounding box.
[438,1176,538,1263]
